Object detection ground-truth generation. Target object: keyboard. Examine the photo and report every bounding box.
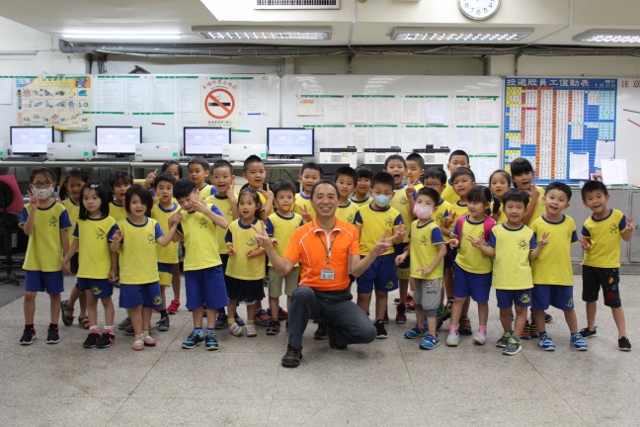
[178,157,223,163]
[90,158,132,162]
[3,156,46,162]
[264,158,301,164]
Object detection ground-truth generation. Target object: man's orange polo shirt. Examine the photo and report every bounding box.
[283,218,360,291]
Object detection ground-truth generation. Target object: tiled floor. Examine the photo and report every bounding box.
[1,274,638,426]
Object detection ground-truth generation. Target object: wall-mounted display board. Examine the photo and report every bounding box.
[503,77,617,184]
[282,75,503,182]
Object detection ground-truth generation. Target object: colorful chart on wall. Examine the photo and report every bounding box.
[503,77,616,184]
[16,76,91,130]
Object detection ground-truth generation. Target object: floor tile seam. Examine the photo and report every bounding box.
[393,332,424,408]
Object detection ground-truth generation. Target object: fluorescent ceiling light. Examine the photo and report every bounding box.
[62,33,182,40]
[390,28,533,42]
[573,29,640,43]
[193,26,331,41]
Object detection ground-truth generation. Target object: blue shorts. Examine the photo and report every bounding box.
[184,265,228,311]
[77,278,113,299]
[532,285,574,311]
[453,263,492,302]
[24,270,64,294]
[496,289,533,309]
[444,245,457,269]
[158,262,176,287]
[119,282,163,309]
[357,253,398,294]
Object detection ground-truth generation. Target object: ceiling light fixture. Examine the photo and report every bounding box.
[390,27,533,42]
[193,26,332,41]
[573,29,640,43]
[61,33,182,40]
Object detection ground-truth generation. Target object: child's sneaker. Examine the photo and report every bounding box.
[445,333,459,347]
[437,304,451,322]
[143,333,156,347]
[234,312,246,326]
[83,330,100,348]
[254,309,271,326]
[396,304,407,324]
[266,319,280,335]
[118,317,131,330]
[579,326,597,339]
[215,312,228,329]
[132,335,144,351]
[544,313,553,323]
[156,316,170,331]
[496,331,512,348]
[538,332,555,351]
[167,299,180,314]
[405,299,416,312]
[182,331,204,349]
[503,337,522,356]
[618,336,632,351]
[404,326,427,339]
[473,330,486,345]
[267,307,288,321]
[124,325,135,336]
[246,323,257,337]
[204,331,218,351]
[46,327,60,344]
[374,320,388,339]
[313,322,327,340]
[419,334,440,350]
[19,327,36,345]
[570,333,588,351]
[229,322,244,337]
[520,322,531,340]
[96,330,116,349]
[529,322,539,338]
[459,318,472,335]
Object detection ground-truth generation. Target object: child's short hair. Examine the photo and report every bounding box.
[449,150,469,163]
[417,187,440,205]
[108,170,133,189]
[451,167,475,183]
[423,167,447,185]
[546,182,572,202]
[581,180,608,201]
[489,169,512,187]
[384,154,406,169]
[153,172,177,188]
[502,189,530,208]
[30,167,55,184]
[406,152,425,169]
[334,166,358,185]
[243,155,264,173]
[173,178,197,200]
[371,172,395,190]
[510,158,534,178]
[125,185,153,215]
[300,162,323,176]
[355,166,373,180]
[161,160,183,178]
[467,185,493,205]
[188,157,209,171]
[79,181,110,220]
[212,159,234,174]
[272,180,297,198]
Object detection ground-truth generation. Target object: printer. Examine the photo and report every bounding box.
[135,143,181,162]
[316,147,357,168]
[413,145,450,169]
[222,144,267,162]
[46,142,95,161]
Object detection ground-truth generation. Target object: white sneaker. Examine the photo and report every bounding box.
[473,330,486,345]
[445,333,459,347]
[229,322,244,337]
[246,323,257,337]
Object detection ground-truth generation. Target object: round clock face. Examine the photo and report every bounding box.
[457,0,501,20]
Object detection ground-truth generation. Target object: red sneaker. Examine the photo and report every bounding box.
[167,299,180,315]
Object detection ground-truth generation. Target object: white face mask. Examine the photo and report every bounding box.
[413,204,433,220]
[33,187,54,200]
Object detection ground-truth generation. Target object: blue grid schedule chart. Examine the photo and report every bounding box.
[504,77,617,184]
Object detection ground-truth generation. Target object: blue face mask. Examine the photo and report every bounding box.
[372,194,392,208]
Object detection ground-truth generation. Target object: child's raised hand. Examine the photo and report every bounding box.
[227,246,236,256]
[416,266,434,275]
[578,238,591,251]
[405,180,415,198]
[144,169,157,188]
[27,189,38,208]
[625,216,634,234]
[261,183,274,201]
[395,224,407,239]
[112,230,123,244]
[491,210,502,222]
[443,214,454,228]
[538,232,550,248]
[300,205,312,223]
[466,235,485,248]
[169,212,181,227]
[527,183,540,199]
[192,199,209,214]
[448,238,460,248]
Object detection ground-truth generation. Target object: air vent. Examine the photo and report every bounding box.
[256,0,339,10]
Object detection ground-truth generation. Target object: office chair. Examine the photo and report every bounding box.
[0,175,25,285]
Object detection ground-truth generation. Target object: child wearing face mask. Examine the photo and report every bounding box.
[395,187,447,350]
[19,168,72,345]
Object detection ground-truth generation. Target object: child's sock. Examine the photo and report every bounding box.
[104,325,114,332]
[143,330,149,336]
[49,323,58,329]
[206,327,215,335]
[478,325,487,335]
[89,325,99,331]
[227,318,235,325]
[449,325,459,335]
[247,319,255,324]
[160,309,168,317]
[194,327,203,336]
[25,323,34,329]
[460,314,468,320]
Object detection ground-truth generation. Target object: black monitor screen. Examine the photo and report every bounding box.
[10,126,54,154]
[183,127,231,156]
[95,126,141,155]
[267,128,314,156]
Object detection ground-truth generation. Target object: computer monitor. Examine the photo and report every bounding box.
[183,127,231,157]
[10,126,54,155]
[95,126,142,156]
[267,128,314,157]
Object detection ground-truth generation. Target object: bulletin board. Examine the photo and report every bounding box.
[503,77,617,185]
[282,75,503,182]
[0,74,280,148]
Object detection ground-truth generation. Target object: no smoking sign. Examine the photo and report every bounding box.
[204,88,235,119]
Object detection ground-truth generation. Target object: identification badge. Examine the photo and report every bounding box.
[320,269,335,280]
